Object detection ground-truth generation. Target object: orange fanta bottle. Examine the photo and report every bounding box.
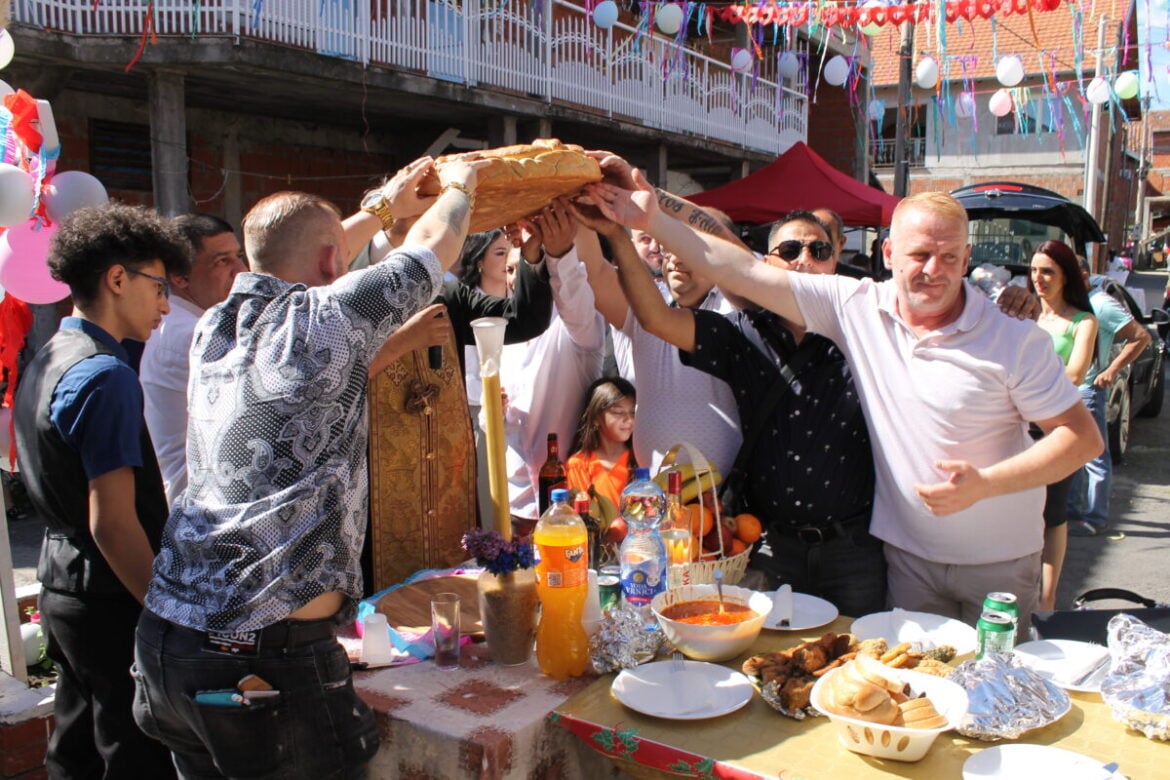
[534,488,590,679]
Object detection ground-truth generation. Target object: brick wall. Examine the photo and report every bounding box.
[806,75,866,181]
[0,716,50,780]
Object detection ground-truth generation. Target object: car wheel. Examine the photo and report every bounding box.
[1138,355,1164,418]
[1108,380,1131,463]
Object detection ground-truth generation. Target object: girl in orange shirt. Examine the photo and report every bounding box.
[566,377,637,509]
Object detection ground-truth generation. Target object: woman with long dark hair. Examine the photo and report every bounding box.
[1029,238,1098,610]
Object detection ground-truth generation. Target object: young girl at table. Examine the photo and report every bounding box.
[1029,239,1098,611]
[567,377,637,510]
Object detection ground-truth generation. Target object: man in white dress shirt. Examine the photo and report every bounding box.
[140,215,247,504]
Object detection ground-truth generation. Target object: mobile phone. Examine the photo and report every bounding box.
[194,689,245,707]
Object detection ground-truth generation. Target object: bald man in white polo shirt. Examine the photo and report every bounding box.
[589,178,1102,629]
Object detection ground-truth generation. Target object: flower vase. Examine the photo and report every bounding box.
[477,568,538,666]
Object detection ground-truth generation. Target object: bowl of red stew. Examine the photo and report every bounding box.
[652,585,772,662]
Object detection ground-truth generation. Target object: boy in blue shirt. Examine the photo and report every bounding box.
[14,203,187,778]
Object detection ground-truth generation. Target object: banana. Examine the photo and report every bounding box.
[587,485,620,528]
[653,464,722,504]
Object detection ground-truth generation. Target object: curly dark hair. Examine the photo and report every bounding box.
[49,203,190,306]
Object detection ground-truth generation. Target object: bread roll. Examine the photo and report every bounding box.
[822,663,902,725]
[418,139,602,232]
[898,697,948,730]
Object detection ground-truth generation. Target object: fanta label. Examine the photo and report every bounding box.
[538,543,587,588]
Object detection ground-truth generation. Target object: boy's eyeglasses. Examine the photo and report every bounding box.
[125,267,171,299]
[768,240,834,262]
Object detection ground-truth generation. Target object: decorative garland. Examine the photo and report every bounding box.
[707,0,1065,28]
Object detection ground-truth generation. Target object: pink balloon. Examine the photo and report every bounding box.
[0,221,68,304]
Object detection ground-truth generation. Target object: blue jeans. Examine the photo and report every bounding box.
[1068,384,1109,528]
[133,610,378,780]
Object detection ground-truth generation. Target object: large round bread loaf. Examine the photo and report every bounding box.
[418,139,602,232]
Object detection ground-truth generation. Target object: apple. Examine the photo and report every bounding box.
[702,522,734,554]
[605,516,629,545]
[700,489,724,516]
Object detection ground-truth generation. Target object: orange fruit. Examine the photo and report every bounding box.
[687,503,714,537]
[734,513,763,544]
[729,538,748,556]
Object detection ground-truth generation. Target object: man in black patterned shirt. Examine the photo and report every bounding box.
[574,202,886,616]
[133,156,484,779]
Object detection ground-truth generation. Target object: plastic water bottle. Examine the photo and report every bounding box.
[619,467,667,628]
[534,488,590,679]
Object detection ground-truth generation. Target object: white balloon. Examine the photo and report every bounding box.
[995,56,1024,87]
[0,80,12,99]
[1114,71,1139,100]
[730,48,753,74]
[0,30,13,71]
[778,51,800,80]
[955,91,976,118]
[823,55,850,87]
[989,89,1014,117]
[656,3,683,36]
[592,0,619,30]
[1086,76,1111,105]
[43,171,110,223]
[867,99,886,121]
[915,57,939,90]
[859,0,885,37]
[0,164,35,227]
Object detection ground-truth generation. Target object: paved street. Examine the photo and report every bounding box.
[6,270,1170,608]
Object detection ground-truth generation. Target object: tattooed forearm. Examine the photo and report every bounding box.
[656,188,686,215]
[655,187,739,245]
[687,210,721,236]
[434,190,470,229]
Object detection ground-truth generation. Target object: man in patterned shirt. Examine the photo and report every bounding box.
[132,156,483,779]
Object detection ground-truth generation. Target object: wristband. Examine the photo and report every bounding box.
[439,181,476,212]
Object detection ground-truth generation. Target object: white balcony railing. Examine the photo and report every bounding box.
[13,0,808,155]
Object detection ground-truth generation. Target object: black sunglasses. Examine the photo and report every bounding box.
[768,239,834,262]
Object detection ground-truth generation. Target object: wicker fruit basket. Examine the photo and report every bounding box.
[656,442,750,587]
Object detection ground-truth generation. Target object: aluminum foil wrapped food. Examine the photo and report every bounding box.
[589,606,664,674]
[950,653,1070,740]
[1100,614,1170,740]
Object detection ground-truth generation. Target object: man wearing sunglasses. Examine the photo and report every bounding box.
[582,206,886,616]
[14,204,188,778]
[588,174,1102,630]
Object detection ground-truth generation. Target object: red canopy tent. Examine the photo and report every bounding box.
[688,142,902,227]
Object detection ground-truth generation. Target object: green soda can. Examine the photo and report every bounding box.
[983,592,1019,628]
[975,610,1016,659]
[597,565,621,612]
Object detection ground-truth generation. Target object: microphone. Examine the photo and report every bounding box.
[428,303,445,370]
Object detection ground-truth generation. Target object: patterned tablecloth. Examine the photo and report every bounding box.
[353,642,627,780]
[552,617,1168,779]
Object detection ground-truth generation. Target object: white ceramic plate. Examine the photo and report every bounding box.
[963,744,1122,779]
[851,609,978,657]
[611,660,754,720]
[761,591,839,631]
[1013,639,1111,693]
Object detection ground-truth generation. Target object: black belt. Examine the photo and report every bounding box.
[771,511,871,546]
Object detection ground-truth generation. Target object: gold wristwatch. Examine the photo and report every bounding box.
[360,188,396,231]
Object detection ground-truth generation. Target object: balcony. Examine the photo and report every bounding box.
[13,0,808,155]
[871,137,926,168]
